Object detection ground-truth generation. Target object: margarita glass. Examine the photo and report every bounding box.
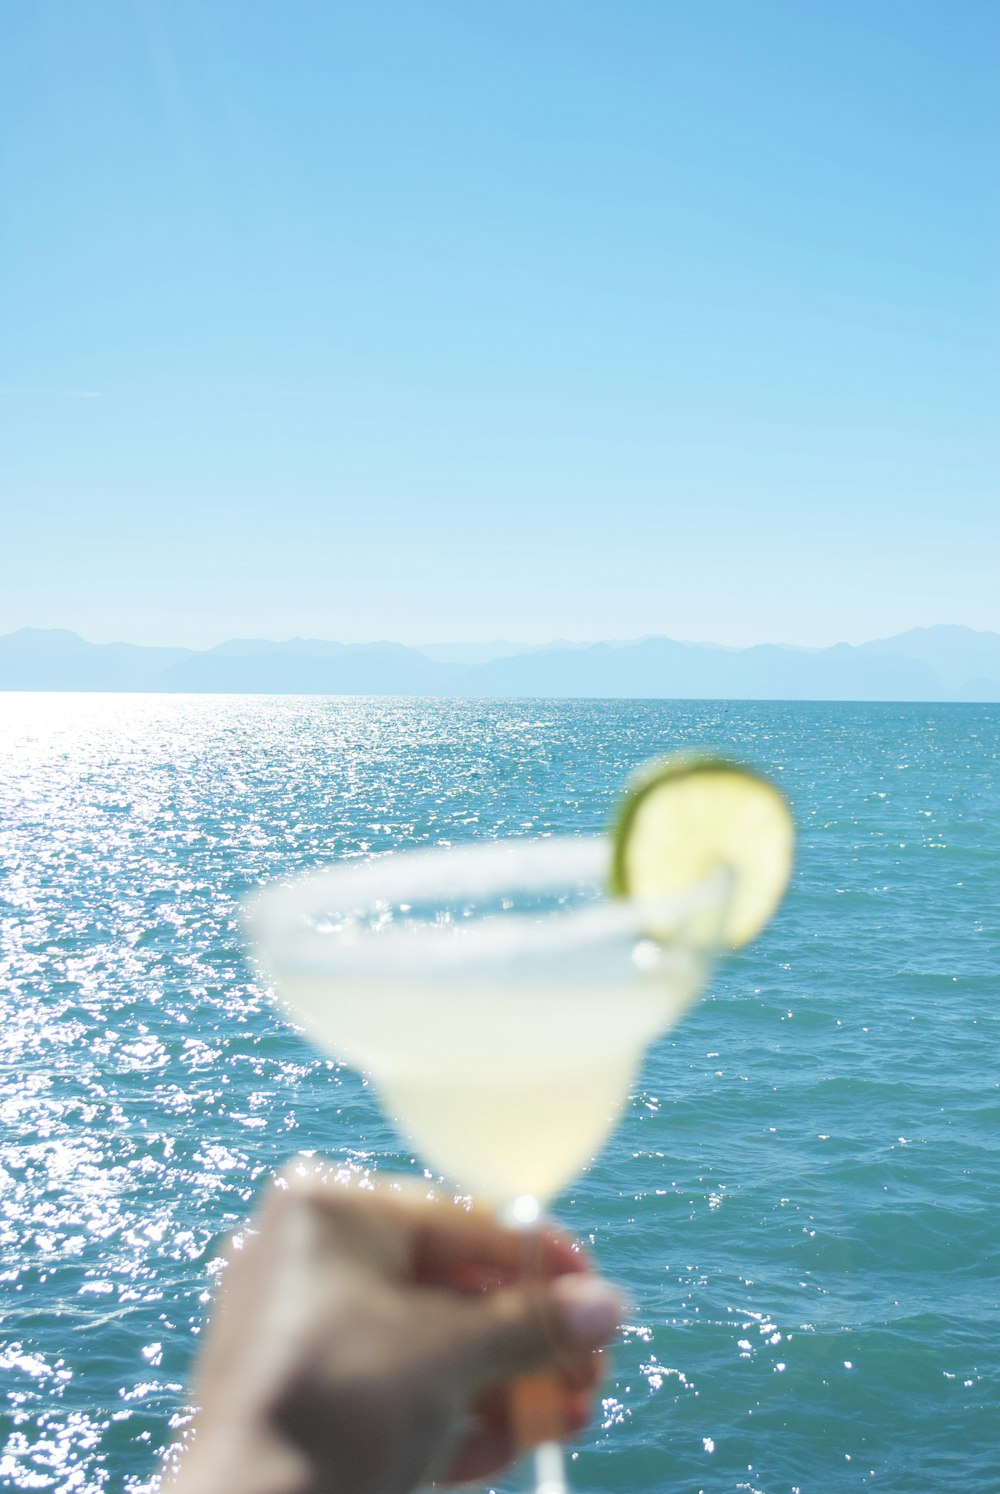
[248,834,730,1493]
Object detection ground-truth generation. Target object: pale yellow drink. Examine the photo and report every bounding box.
[272,972,701,1201]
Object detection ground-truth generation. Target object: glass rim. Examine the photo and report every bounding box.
[247,834,732,977]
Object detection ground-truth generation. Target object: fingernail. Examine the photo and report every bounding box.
[551,1275,625,1345]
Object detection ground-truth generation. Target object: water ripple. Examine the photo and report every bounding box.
[1,695,999,1491]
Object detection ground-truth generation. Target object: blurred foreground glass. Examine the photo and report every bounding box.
[248,836,729,1494]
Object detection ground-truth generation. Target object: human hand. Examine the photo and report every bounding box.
[162,1161,624,1494]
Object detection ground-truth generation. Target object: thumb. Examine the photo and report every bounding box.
[453,1273,625,1385]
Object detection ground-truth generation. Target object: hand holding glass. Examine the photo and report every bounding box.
[249,835,730,1492]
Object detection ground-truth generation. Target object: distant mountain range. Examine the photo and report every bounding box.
[2,625,1000,701]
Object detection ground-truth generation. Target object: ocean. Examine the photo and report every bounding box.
[1,694,997,1493]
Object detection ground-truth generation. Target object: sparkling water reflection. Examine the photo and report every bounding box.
[1,695,998,1491]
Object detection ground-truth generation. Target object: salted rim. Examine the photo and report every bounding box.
[246,835,732,976]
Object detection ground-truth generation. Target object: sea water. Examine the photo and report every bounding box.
[1,695,997,1492]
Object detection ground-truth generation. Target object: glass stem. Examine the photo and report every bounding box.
[532,1439,569,1494]
[500,1195,570,1494]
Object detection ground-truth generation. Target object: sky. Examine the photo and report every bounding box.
[1,0,997,649]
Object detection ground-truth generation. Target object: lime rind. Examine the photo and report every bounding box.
[610,753,795,950]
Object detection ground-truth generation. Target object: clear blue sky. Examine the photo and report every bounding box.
[1,1,996,648]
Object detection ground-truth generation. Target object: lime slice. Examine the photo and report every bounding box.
[610,753,794,949]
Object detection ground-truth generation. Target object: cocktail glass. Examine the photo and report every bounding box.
[248,834,730,1493]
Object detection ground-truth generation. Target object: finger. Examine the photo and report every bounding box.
[509,1371,568,1447]
[321,1172,588,1286]
[409,1209,585,1289]
[450,1272,625,1387]
[440,1384,595,1484]
[437,1414,517,1485]
[562,1387,594,1436]
[471,1339,603,1397]
[558,1346,604,1393]
[367,1176,587,1282]
[471,1370,593,1436]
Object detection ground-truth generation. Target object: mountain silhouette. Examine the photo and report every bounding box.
[0,628,194,689]
[2,624,999,700]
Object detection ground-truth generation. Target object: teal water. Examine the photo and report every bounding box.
[1,695,997,1492]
